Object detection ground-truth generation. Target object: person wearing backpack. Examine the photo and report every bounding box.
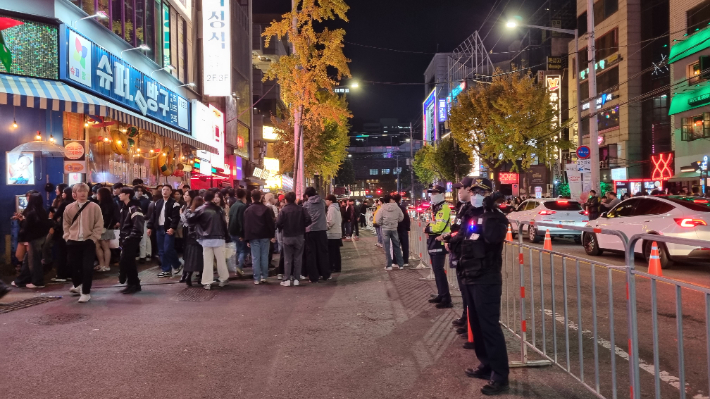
[63,183,104,303]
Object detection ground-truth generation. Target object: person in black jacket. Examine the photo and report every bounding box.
[243,190,276,284]
[185,191,231,290]
[146,185,183,278]
[12,193,51,288]
[96,187,119,272]
[457,185,510,396]
[393,194,410,266]
[134,185,151,263]
[276,192,312,286]
[117,187,144,294]
[348,199,359,238]
[50,187,74,282]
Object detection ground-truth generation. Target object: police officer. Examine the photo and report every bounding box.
[425,185,452,308]
[444,177,478,341]
[458,180,510,395]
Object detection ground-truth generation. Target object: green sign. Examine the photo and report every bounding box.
[669,25,710,64]
[670,85,710,115]
[689,92,710,107]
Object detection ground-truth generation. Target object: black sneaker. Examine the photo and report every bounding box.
[481,380,509,396]
[118,273,126,285]
[436,301,453,309]
[463,342,475,350]
[465,368,491,380]
[138,258,146,264]
[157,272,171,278]
[428,296,443,304]
[121,285,142,294]
[456,327,468,335]
[452,318,466,327]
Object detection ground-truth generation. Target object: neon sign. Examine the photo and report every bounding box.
[423,89,437,143]
[651,152,674,180]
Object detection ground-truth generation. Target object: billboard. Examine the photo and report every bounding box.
[423,88,437,143]
[191,100,224,169]
[202,0,231,96]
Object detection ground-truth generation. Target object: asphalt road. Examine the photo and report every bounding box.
[0,231,601,399]
[499,236,710,399]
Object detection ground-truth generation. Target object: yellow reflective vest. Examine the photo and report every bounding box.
[428,201,451,236]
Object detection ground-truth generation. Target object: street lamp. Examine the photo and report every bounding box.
[73,11,107,27]
[351,81,359,89]
[179,82,197,88]
[120,44,150,56]
[150,65,174,77]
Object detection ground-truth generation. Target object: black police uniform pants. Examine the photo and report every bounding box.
[430,254,450,301]
[119,238,141,286]
[465,283,509,382]
[455,270,468,320]
[398,228,409,265]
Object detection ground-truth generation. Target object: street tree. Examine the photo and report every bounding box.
[413,138,471,185]
[448,67,570,187]
[413,145,437,186]
[334,159,356,186]
[263,0,352,195]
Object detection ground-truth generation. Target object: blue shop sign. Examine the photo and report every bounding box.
[59,27,190,133]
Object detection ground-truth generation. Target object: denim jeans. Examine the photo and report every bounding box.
[231,235,248,271]
[250,238,270,281]
[375,226,383,244]
[344,221,352,237]
[156,229,180,272]
[382,229,403,268]
[14,237,46,286]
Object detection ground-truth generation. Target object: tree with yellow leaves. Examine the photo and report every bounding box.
[263,0,352,196]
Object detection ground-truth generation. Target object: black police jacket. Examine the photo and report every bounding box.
[448,203,482,271]
[458,206,509,285]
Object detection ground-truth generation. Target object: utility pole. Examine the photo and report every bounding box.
[587,0,599,193]
[291,0,304,199]
[410,122,415,205]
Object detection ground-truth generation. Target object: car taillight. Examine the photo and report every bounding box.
[579,210,589,215]
[539,210,556,215]
[557,200,568,204]
[674,218,708,228]
[695,199,709,204]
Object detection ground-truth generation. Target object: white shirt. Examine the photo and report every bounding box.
[76,200,87,240]
[158,199,167,226]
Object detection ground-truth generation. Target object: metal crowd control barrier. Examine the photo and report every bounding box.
[504,220,710,399]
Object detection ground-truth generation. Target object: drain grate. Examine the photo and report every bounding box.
[0,296,62,314]
[27,313,89,326]
[176,288,216,302]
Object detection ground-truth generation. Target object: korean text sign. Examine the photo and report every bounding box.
[202,0,231,96]
[61,28,190,133]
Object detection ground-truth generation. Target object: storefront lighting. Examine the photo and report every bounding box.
[179,83,196,88]
[136,148,141,152]
[150,149,154,153]
[120,44,150,56]
[34,131,41,141]
[49,135,54,143]
[162,152,166,156]
[103,137,109,142]
[73,11,107,26]
[149,65,174,77]
[12,119,17,128]
[117,140,122,145]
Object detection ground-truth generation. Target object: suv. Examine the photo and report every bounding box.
[583,196,710,268]
[508,198,588,243]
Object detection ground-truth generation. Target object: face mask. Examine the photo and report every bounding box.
[471,194,484,207]
[430,193,444,204]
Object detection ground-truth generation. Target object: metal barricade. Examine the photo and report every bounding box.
[500,220,710,399]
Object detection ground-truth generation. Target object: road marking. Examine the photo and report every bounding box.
[543,309,708,398]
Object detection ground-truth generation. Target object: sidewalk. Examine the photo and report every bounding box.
[0,231,596,399]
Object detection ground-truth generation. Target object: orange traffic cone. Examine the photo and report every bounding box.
[648,241,663,277]
[505,225,513,242]
[543,230,552,251]
[467,307,474,343]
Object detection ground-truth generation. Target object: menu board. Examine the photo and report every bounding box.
[63,112,85,140]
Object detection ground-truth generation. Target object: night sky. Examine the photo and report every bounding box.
[254,0,547,129]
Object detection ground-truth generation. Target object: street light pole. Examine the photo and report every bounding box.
[586,0,600,193]
[410,122,415,205]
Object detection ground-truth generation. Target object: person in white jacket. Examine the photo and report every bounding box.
[325,195,343,273]
[375,194,404,270]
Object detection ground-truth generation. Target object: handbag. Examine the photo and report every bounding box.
[108,229,120,249]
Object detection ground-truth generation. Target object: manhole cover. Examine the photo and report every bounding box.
[0,296,62,314]
[27,313,89,325]
[176,288,215,302]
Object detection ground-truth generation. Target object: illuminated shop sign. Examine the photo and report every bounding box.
[438,99,447,122]
[582,93,614,110]
[202,0,231,96]
[651,152,674,181]
[579,53,621,80]
[423,88,437,143]
[60,28,190,132]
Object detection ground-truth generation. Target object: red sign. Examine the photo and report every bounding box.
[499,172,519,184]
[651,152,674,180]
[237,136,244,148]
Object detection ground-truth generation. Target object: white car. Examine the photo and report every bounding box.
[508,199,589,243]
[583,196,710,268]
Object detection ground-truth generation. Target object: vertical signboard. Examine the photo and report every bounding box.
[163,3,171,68]
[546,75,562,159]
[68,31,92,87]
[202,0,231,96]
[423,89,437,143]
[191,100,224,169]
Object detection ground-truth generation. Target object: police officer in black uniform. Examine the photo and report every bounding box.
[444,177,478,342]
[457,179,510,396]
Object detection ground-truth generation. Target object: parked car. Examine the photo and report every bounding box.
[582,195,710,268]
[508,198,588,243]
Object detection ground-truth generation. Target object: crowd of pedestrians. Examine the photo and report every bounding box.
[1,182,350,302]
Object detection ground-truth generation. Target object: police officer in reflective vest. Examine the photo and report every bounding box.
[425,185,452,308]
[458,180,510,395]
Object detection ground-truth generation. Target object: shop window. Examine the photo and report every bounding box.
[580,29,620,66]
[382,169,391,175]
[681,113,710,141]
[577,0,618,35]
[369,169,379,176]
[70,0,96,16]
[598,106,620,131]
[688,61,707,85]
[111,0,123,38]
[580,66,619,100]
[688,0,710,35]
[98,0,110,30]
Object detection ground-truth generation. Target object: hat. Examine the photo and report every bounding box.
[452,177,475,189]
[427,185,446,194]
[278,194,285,202]
[471,178,493,191]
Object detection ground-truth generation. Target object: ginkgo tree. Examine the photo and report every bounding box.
[263,0,352,196]
[448,68,571,188]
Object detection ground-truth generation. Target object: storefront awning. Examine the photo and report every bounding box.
[668,83,710,116]
[667,172,701,182]
[0,74,217,154]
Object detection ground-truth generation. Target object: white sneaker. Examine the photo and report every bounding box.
[277,274,283,280]
[69,285,82,296]
[253,280,260,285]
[260,278,267,283]
[78,294,91,303]
[203,284,211,290]
[280,280,291,287]
[236,269,245,277]
[172,265,184,277]
[218,280,229,287]
[299,275,307,280]
[50,277,67,282]
[25,283,45,289]
[403,263,409,268]
[385,266,393,271]
[293,279,300,286]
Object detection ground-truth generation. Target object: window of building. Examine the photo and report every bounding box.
[579,28,619,66]
[369,169,379,176]
[681,113,710,141]
[598,106,620,131]
[577,0,618,35]
[68,0,187,79]
[688,0,710,35]
[688,61,706,85]
[382,169,391,175]
[581,66,619,100]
